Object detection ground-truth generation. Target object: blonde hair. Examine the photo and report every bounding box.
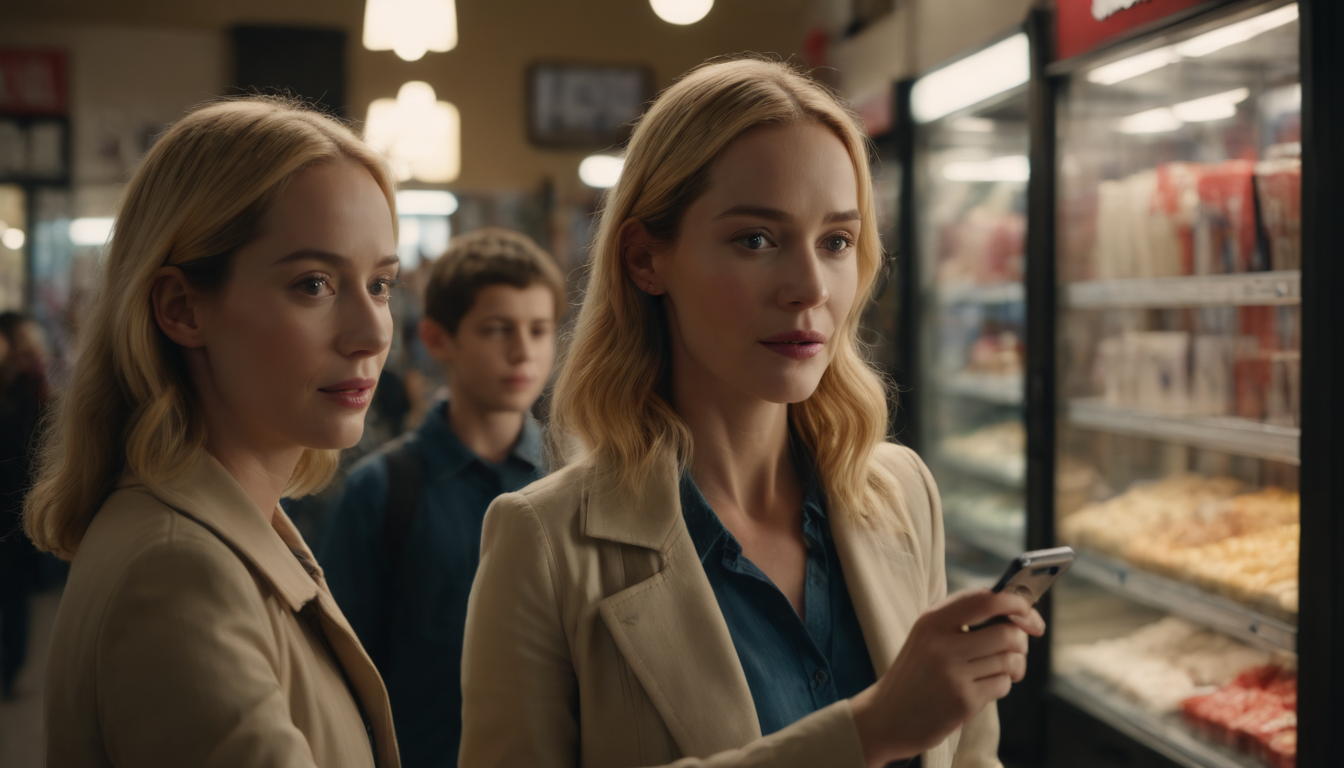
[25,97,397,559]
[551,58,896,528]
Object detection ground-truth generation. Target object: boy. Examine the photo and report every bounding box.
[320,227,564,768]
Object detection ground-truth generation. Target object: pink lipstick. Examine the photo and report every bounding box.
[318,377,377,408]
[760,329,826,360]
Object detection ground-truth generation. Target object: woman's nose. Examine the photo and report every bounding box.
[777,247,830,311]
[336,291,392,358]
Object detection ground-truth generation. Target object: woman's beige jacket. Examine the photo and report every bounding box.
[44,453,400,768]
[460,442,1000,768]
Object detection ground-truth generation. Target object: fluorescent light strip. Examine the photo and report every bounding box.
[1114,87,1251,134]
[396,189,458,216]
[942,155,1030,183]
[1086,3,1297,86]
[912,33,1030,124]
[69,217,115,246]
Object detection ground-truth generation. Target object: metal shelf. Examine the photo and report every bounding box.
[1068,399,1300,465]
[1068,550,1296,655]
[1051,675,1266,768]
[943,504,1023,562]
[935,449,1025,489]
[1066,271,1301,309]
[944,372,1023,405]
[936,281,1024,305]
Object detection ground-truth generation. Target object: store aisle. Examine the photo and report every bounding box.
[0,587,58,768]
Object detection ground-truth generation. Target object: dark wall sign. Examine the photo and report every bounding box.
[1055,0,1213,60]
[0,50,67,116]
[0,49,69,183]
[528,63,653,149]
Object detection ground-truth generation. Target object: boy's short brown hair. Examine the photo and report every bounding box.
[423,227,566,334]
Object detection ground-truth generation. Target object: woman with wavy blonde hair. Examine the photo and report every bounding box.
[26,97,403,767]
[461,57,1042,768]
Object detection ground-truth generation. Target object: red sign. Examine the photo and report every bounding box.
[0,50,68,116]
[1056,0,1211,61]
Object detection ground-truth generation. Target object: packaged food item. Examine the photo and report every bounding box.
[1153,162,1202,275]
[1183,665,1297,768]
[1254,157,1301,271]
[1134,331,1191,412]
[1057,617,1270,713]
[1191,335,1235,415]
[1266,351,1301,427]
[1194,160,1262,275]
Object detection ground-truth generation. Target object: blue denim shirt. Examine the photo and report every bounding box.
[319,401,544,768]
[679,453,879,739]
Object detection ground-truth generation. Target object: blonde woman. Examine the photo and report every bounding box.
[460,59,1043,768]
[25,99,402,767]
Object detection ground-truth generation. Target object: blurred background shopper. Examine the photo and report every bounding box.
[459,57,1043,768]
[0,312,49,701]
[321,227,563,768]
[22,98,403,768]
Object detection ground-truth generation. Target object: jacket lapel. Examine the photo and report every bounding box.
[830,486,958,768]
[586,452,761,757]
[130,454,401,768]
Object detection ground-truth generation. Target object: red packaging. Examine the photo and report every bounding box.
[1195,160,1261,274]
[1255,158,1302,271]
[1154,162,1201,275]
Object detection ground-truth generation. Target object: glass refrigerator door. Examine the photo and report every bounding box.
[913,41,1031,585]
[1051,4,1301,767]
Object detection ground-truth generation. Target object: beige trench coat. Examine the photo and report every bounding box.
[44,453,400,768]
[460,442,1001,768]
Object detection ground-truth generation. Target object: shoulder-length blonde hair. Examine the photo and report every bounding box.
[25,97,397,559]
[551,57,896,527]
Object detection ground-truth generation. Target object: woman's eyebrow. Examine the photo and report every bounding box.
[272,249,400,269]
[712,204,862,224]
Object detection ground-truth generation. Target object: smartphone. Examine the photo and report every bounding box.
[969,546,1075,631]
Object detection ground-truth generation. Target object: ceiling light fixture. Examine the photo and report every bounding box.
[366,82,461,183]
[396,189,459,217]
[69,217,116,247]
[363,0,458,61]
[1171,87,1250,122]
[579,154,624,189]
[911,33,1030,124]
[650,0,713,25]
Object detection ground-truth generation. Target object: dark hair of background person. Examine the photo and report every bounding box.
[422,227,566,335]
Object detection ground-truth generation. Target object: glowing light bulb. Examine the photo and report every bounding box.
[650,0,713,25]
[579,154,624,189]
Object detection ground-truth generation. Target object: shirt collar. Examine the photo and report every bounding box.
[415,399,544,475]
[679,437,829,563]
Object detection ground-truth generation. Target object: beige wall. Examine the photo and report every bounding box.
[2,0,810,196]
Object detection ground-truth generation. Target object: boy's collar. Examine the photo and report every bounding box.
[418,399,544,472]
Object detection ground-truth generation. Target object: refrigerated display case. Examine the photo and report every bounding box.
[909,31,1034,582]
[1045,3,1318,766]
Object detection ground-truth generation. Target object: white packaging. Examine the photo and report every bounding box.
[1191,335,1235,416]
[1134,332,1191,412]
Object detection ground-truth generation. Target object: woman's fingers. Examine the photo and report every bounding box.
[967,651,1027,683]
[962,623,1029,661]
[936,589,1037,632]
[1008,608,1046,637]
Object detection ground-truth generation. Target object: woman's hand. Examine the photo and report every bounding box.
[850,589,1046,767]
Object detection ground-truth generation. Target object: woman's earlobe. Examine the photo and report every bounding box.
[150,267,206,348]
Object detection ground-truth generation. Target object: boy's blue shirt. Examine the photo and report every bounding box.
[319,400,545,768]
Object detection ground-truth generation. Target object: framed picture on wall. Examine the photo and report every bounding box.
[527,62,654,149]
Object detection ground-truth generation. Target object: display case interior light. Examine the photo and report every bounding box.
[363,0,458,62]
[1086,3,1297,86]
[69,217,115,247]
[911,33,1029,124]
[649,0,713,25]
[1171,88,1250,122]
[942,155,1030,183]
[951,117,996,133]
[1115,107,1184,134]
[579,154,624,189]
[366,82,461,184]
[396,189,458,217]
[1115,87,1251,134]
